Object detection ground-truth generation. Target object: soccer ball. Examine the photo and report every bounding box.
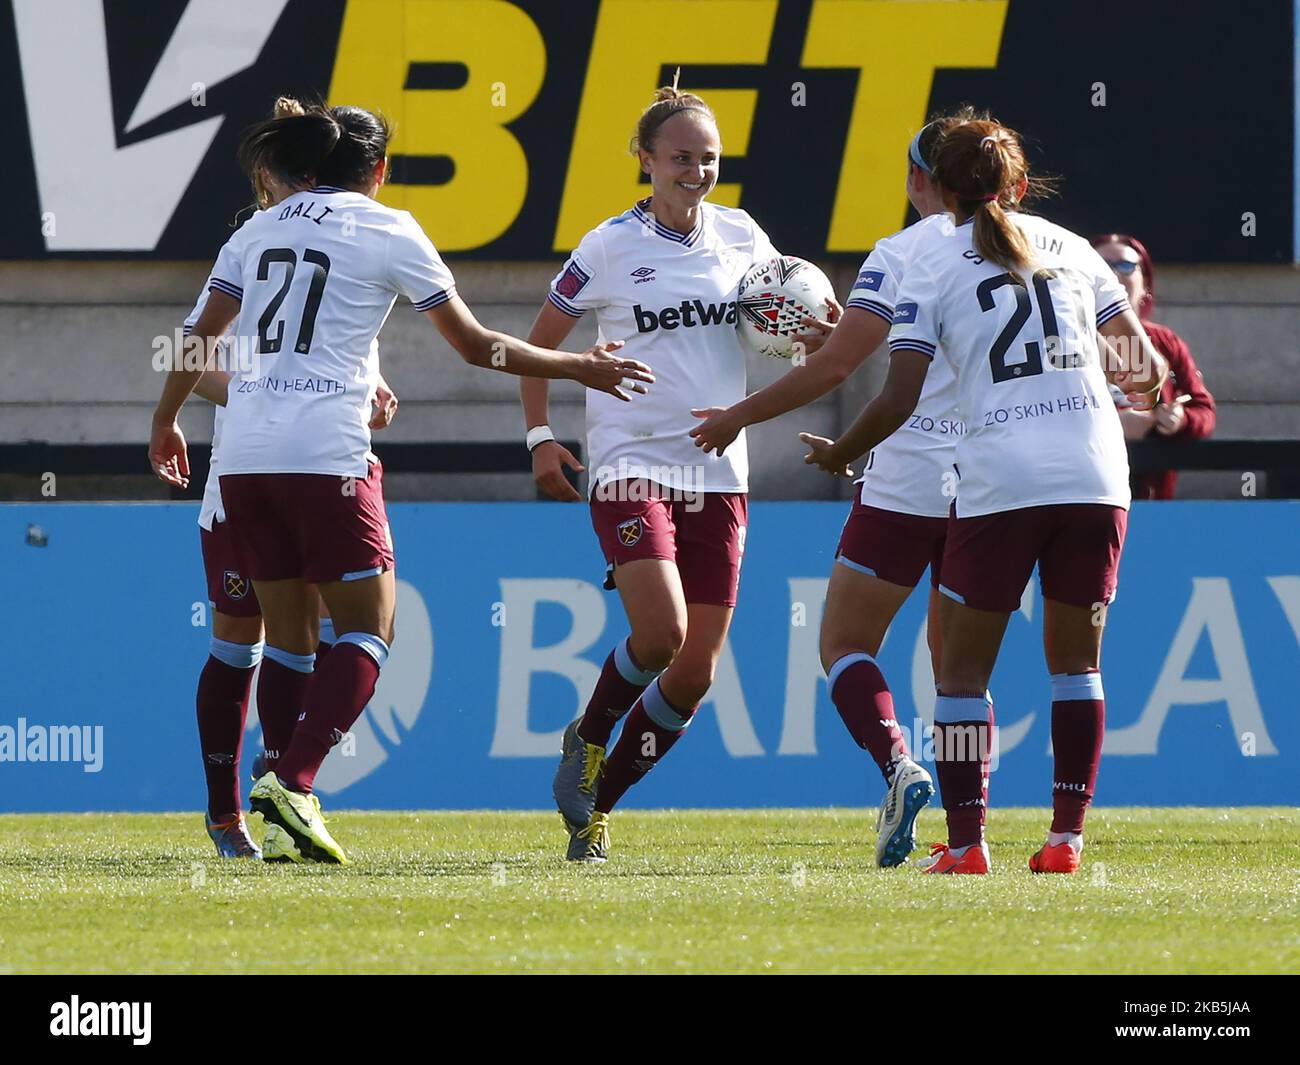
[737,256,836,359]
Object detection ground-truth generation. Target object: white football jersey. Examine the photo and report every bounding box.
[182,277,379,530]
[209,187,454,476]
[888,212,1132,517]
[845,214,962,518]
[549,199,777,493]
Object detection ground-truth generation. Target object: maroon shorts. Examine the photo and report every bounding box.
[590,481,748,607]
[940,503,1128,613]
[219,460,395,584]
[836,501,948,590]
[200,519,261,618]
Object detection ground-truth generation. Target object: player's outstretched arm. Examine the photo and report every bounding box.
[423,295,653,401]
[522,301,586,502]
[691,305,885,456]
[1098,307,1168,409]
[149,289,240,487]
[800,349,930,477]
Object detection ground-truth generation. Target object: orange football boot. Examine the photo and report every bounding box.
[1029,841,1081,874]
[917,841,989,874]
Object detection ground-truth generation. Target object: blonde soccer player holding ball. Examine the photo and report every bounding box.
[522,80,833,862]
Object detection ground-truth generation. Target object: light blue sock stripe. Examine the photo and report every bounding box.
[337,631,390,668]
[1050,671,1104,702]
[614,637,660,686]
[210,638,263,670]
[827,652,876,694]
[318,617,336,646]
[934,694,991,723]
[641,679,692,732]
[264,645,315,674]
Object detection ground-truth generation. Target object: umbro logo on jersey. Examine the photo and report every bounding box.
[633,300,738,333]
[630,266,656,283]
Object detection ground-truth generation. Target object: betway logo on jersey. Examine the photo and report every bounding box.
[633,300,739,333]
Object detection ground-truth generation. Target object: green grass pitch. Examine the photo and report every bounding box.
[2,808,1296,974]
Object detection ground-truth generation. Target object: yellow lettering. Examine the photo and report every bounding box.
[802,0,1008,249]
[554,0,777,251]
[330,0,545,249]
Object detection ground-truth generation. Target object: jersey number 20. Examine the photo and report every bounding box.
[256,247,332,355]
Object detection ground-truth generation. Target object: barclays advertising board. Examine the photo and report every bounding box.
[0,502,1297,812]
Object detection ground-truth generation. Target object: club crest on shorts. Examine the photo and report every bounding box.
[617,517,643,547]
[223,570,248,600]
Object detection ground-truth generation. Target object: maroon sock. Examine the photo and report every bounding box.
[933,693,994,850]
[827,653,908,782]
[276,642,381,794]
[315,641,333,662]
[577,639,659,747]
[196,656,253,821]
[256,653,314,774]
[594,681,695,813]
[1050,673,1106,833]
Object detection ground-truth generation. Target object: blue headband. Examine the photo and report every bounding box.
[908,123,933,173]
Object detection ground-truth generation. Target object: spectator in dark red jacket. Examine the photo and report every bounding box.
[1092,234,1216,499]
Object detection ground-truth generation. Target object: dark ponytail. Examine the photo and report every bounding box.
[237,107,341,192]
[319,105,391,188]
[237,101,390,193]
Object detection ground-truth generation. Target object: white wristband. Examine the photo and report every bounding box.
[526,425,556,452]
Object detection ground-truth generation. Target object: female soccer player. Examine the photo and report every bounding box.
[190,350,395,860]
[185,103,400,860]
[522,81,829,862]
[691,113,976,867]
[802,118,1166,874]
[151,102,652,864]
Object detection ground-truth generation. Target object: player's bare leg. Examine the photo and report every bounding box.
[820,563,934,866]
[921,594,1008,874]
[200,610,264,858]
[1031,597,1108,873]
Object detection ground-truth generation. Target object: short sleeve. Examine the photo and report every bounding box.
[845,241,900,325]
[749,216,779,263]
[209,235,245,303]
[388,215,457,311]
[183,279,212,336]
[1081,242,1130,327]
[547,229,606,318]
[887,252,941,361]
